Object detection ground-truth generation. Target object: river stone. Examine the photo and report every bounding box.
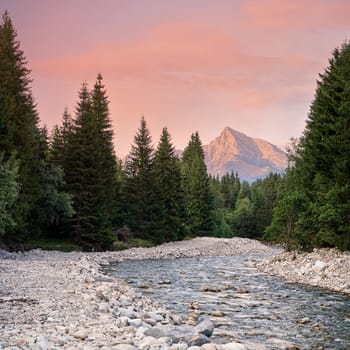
[188,334,210,346]
[171,314,183,325]
[72,330,88,340]
[314,260,328,273]
[98,302,110,313]
[113,345,137,350]
[211,310,225,317]
[144,318,157,326]
[201,344,221,350]
[145,325,195,343]
[139,336,161,348]
[170,343,188,350]
[222,343,247,350]
[195,319,214,337]
[147,311,165,322]
[128,318,143,328]
[119,308,139,319]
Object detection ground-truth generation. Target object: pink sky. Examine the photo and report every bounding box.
[3,0,350,157]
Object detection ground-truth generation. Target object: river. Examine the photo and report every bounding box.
[107,253,350,349]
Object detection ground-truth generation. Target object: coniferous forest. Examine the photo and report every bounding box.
[0,12,349,251]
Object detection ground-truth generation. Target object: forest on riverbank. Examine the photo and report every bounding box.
[1,12,349,251]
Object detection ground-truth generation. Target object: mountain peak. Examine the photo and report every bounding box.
[204,128,287,182]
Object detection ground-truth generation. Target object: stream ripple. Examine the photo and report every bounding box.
[107,254,350,349]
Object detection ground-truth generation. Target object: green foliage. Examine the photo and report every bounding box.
[26,238,80,252]
[0,11,42,238]
[231,197,256,238]
[127,237,155,248]
[57,76,118,250]
[251,173,281,237]
[268,42,350,251]
[0,154,19,237]
[31,163,74,237]
[182,132,214,236]
[124,117,155,239]
[264,169,308,250]
[151,128,185,243]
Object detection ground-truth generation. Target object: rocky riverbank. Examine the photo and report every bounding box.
[256,247,350,295]
[1,237,349,349]
[0,238,277,350]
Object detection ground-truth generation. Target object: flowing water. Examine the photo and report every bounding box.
[107,254,350,349]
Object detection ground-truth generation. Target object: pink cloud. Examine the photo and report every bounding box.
[241,0,350,30]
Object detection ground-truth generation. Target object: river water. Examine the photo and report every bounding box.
[107,254,350,349]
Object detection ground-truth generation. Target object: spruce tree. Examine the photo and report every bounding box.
[0,11,42,240]
[152,128,185,243]
[50,108,73,167]
[90,74,118,240]
[124,117,154,239]
[63,77,117,250]
[182,132,214,236]
[292,42,350,250]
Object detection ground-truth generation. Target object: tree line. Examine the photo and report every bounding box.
[1,12,349,251]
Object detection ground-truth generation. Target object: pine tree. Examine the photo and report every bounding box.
[90,74,118,237]
[63,78,117,250]
[182,132,214,236]
[152,128,185,243]
[124,117,155,239]
[50,108,73,167]
[0,11,42,239]
[284,42,350,250]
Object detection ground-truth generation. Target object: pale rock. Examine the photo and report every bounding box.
[313,260,328,273]
[113,345,137,350]
[171,314,183,325]
[144,318,158,326]
[72,330,88,340]
[211,310,225,317]
[139,336,162,349]
[98,302,110,313]
[170,343,189,350]
[201,344,222,350]
[222,343,247,350]
[128,318,143,328]
[119,308,139,319]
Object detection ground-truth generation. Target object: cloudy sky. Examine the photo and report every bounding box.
[3,0,350,156]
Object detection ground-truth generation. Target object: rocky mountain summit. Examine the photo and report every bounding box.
[204,127,288,182]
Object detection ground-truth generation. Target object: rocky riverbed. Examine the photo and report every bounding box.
[0,237,349,349]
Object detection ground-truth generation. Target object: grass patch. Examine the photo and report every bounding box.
[27,239,81,252]
[127,238,155,248]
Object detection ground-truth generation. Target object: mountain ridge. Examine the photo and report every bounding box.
[203,127,287,182]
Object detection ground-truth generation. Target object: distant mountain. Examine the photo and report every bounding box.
[203,127,287,182]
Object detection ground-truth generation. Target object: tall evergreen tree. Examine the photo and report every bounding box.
[152,128,185,243]
[182,132,214,236]
[62,77,117,250]
[295,42,350,250]
[0,11,42,240]
[268,42,350,250]
[50,108,73,167]
[124,117,154,239]
[90,74,118,236]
